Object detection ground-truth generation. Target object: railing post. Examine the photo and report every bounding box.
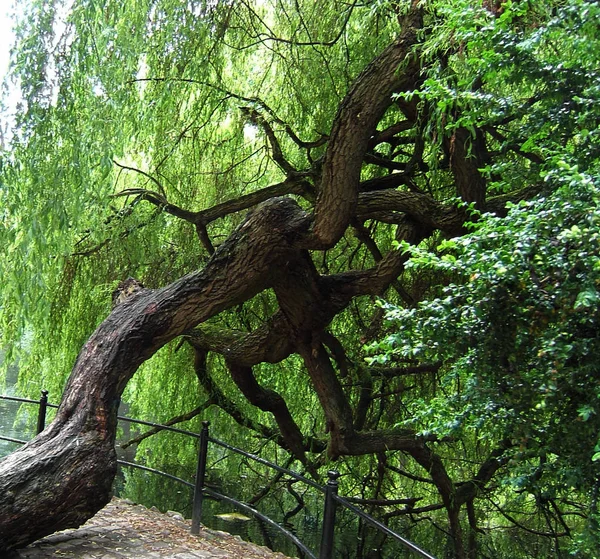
[36,390,49,435]
[191,420,210,535]
[319,470,340,559]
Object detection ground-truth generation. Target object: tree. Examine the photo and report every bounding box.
[371,169,600,556]
[366,2,600,556]
[0,0,597,557]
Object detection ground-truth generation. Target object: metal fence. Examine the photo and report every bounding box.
[0,390,436,559]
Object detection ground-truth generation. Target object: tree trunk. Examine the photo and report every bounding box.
[0,9,434,551]
[0,197,304,551]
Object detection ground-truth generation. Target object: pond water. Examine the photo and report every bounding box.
[0,367,37,457]
[0,380,437,558]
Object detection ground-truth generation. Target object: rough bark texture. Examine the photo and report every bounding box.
[310,9,423,248]
[0,5,539,556]
[0,197,306,550]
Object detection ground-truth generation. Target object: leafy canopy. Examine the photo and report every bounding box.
[1,0,600,556]
[370,0,600,553]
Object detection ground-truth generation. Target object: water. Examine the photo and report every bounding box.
[0,397,23,457]
[0,385,434,559]
[0,366,36,457]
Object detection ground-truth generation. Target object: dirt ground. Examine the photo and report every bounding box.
[11,497,297,559]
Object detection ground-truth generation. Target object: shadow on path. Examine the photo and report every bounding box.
[7,498,294,559]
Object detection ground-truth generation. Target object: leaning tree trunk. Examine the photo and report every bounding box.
[0,7,424,551]
[0,197,304,551]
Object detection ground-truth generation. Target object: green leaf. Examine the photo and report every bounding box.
[574,289,599,310]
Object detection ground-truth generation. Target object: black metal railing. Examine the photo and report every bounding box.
[0,390,436,559]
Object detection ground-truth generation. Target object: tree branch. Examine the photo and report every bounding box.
[227,362,312,470]
[241,107,297,175]
[308,8,423,249]
[120,401,212,449]
[112,161,167,196]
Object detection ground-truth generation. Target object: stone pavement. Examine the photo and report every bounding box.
[7,498,294,559]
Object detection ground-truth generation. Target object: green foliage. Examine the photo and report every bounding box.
[365,1,600,553]
[374,168,600,435]
[0,0,396,391]
[371,101,600,559]
[372,177,600,554]
[2,0,600,554]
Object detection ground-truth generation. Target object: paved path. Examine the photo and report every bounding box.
[7,498,294,559]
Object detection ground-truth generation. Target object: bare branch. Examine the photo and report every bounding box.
[194,177,315,224]
[112,161,167,197]
[120,401,212,449]
[111,187,198,223]
[240,107,297,175]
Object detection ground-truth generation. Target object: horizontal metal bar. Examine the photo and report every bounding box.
[0,395,40,405]
[208,437,323,492]
[203,487,317,559]
[117,460,194,489]
[0,395,58,408]
[0,435,28,445]
[333,494,437,559]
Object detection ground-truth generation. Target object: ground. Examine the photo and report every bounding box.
[8,498,295,559]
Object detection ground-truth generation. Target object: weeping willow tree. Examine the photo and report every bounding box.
[0,0,598,557]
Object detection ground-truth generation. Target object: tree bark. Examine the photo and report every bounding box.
[309,8,423,249]
[0,197,305,551]
[0,7,493,555]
